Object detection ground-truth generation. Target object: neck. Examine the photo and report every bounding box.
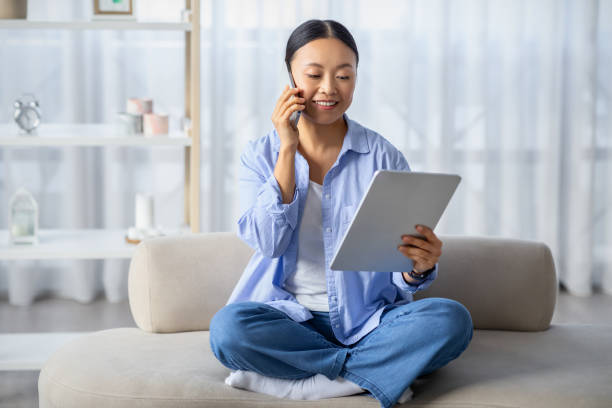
[297,115,347,154]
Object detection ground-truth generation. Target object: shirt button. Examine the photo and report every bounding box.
[325,194,330,199]
[334,324,339,328]
[326,227,332,233]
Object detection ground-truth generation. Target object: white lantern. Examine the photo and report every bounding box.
[8,188,39,245]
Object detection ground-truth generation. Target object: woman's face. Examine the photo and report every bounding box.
[289,38,357,126]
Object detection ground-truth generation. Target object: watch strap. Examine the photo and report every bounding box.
[408,266,435,281]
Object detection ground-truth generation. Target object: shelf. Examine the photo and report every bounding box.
[0,332,88,370]
[0,19,191,31]
[0,124,192,147]
[0,229,139,260]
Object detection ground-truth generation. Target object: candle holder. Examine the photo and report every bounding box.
[125,192,164,244]
[8,188,39,245]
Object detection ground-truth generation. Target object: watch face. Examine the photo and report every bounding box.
[16,107,40,132]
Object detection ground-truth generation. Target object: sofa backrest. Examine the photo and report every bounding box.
[413,235,557,331]
[128,232,557,333]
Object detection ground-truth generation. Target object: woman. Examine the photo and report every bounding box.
[209,19,473,408]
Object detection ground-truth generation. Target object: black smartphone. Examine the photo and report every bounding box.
[288,72,301,130]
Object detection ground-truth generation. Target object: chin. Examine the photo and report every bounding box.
[302,108,348,126]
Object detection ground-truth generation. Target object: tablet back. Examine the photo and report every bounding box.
[329,170,461,272]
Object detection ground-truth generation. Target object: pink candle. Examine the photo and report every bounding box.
[143,113,169,135]
[127,98,153,115]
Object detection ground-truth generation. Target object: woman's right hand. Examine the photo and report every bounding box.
[271,85,305,149]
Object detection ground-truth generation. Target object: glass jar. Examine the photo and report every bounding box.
[8,188,38,245]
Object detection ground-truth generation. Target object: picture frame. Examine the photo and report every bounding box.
[92,0,137,20]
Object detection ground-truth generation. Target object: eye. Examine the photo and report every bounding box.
[306,74,320,78]
[338,76,350,80]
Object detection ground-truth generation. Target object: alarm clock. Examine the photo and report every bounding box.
[13,94,41,133]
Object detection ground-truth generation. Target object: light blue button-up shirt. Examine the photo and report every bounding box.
[227,114,438,345]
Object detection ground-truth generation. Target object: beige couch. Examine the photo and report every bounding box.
[38,232,612,407]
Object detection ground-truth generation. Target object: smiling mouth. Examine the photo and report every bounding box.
[314,101,339,107]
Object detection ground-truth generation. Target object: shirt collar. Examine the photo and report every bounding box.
[272,113,370,154]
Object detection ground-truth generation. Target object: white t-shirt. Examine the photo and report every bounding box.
[283,180,329,312]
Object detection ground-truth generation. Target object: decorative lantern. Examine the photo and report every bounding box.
[8,188,39,245]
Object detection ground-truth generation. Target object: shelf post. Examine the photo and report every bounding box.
[185,0,201,233]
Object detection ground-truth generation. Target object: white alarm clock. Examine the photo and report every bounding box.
[13,94,41,133]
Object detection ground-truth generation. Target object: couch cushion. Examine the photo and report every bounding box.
[39,325,612,408]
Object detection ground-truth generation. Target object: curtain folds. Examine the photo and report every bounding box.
[0,0,610,305]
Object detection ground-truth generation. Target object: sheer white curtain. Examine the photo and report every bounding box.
[203,0,612,297]
[1,0,610,305]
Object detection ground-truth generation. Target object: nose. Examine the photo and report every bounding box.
[319,75,338,95]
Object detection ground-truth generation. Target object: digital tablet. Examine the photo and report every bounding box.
[329,170,461,272]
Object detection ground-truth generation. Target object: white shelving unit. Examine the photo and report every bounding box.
[0,124,192,147]
[0,1,201,371]
[0,228,194,260]
[0,20,192,31]
[0,230,137,260]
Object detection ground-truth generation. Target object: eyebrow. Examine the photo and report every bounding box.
[304,62,354,69]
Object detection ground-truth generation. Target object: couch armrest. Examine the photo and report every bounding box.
[128,232,254,333]
[414,235,558,331]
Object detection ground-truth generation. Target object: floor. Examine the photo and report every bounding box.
[1,289,611,407]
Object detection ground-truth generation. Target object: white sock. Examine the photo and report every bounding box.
[224,369,366,400]
[397,386,414,403]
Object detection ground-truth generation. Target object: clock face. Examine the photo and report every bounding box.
[16,107,40,132]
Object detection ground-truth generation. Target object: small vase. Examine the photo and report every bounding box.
[8,187,39,245]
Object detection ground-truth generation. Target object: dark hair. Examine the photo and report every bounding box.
[285,19,359,72]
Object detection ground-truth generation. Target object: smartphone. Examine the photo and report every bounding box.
[288,72,301,130]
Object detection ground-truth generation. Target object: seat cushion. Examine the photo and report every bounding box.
[38,325,612,408]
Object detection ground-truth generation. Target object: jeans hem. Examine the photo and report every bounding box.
[326,348,349,380]
[339,368,392,408]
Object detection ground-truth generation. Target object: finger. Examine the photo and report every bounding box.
[416,225,443,248]
[275,89,302,119]
[281,102,305,122]
[280,95,306,117]
[401,235,436,254]
[397,245,430,260]
[398,246,439,268]
[272,85,290,117]
[273,86,299,117]
[284,86,302,102]
[399,237,438,257]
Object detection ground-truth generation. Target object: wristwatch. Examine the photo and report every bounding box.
[408,266,435,281]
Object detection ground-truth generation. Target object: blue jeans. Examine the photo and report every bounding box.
[210,298,473,408]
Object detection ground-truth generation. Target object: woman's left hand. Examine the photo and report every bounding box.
[397,225,443,272]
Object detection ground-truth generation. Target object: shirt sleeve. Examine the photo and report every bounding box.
[392,264,439,294]
[236,143,300,258]
[389,147,439,293]
[392,148,411,172]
